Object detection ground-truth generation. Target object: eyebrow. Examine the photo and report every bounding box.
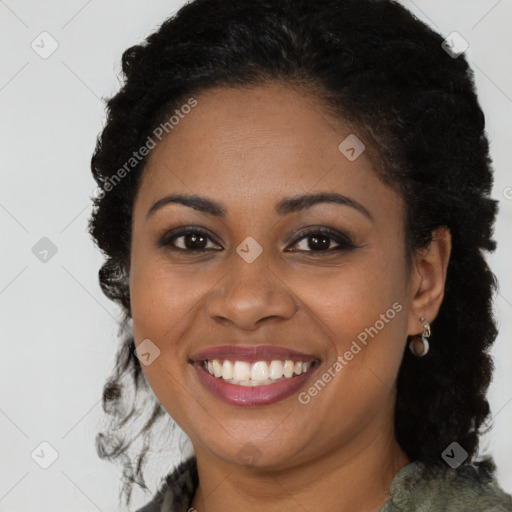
[146,192,373,221]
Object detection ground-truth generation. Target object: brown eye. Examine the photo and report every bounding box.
[288,228,357,253]
[179,232,209,250]
[157,227,222,252]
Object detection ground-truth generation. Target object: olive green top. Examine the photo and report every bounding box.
[135,455,512,511]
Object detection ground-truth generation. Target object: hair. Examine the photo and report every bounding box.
[88,0,499,507]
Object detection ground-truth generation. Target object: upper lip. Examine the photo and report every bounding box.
[190,344,320,363]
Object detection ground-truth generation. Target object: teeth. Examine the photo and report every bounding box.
[283,360,294,378]
[233,361,251,380]
[213,360,222,378]
[203,359,314,385]
[251,361,269,381]
[221,360,233,380]
[269,360,283,379]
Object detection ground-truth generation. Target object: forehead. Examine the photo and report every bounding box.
[135,83,400,221]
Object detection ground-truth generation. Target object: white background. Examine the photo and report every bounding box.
[1,1,511,510]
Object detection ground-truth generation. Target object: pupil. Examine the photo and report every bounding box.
[309,235,329,251]
[185,233,207,249]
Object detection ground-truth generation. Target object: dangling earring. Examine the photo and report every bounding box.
[409,316,431,357]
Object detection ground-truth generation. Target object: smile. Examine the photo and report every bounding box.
[191,344,321,405]
[202,359,314,386]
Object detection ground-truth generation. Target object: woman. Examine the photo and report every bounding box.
[88,0,512,510]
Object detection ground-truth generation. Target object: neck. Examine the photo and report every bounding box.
[190,413,410,512]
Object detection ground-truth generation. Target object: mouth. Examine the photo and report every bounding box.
[200,358,316,386]
[190,345,321,406]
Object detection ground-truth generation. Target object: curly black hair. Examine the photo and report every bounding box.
[88,0,499,507]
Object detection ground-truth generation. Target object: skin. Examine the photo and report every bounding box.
[129,82,451,512]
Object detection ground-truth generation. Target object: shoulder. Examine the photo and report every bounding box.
[134,457,198,512]
[384,456,512,512]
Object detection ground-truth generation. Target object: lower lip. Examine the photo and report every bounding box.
[194,362,319,406]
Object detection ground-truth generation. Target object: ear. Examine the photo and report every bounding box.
[406,226,452,336]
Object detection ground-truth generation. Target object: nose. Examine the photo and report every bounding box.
[206,252,297,330]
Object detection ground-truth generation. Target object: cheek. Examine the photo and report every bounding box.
[290,256,408,433]
[291,249,408,378]
[128,252,201,425]
[297,252,405,326]
[130,238,180,352]
[130,264,193,352]
[129,243,224,362]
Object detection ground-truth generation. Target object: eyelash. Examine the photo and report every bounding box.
[157,226,358,254]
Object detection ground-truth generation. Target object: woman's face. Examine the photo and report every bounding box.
[129,83,416,469]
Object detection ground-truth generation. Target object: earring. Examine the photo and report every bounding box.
[409,316,431,357]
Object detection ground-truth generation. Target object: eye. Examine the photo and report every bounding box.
[157,226,358,254]
[157,227,222,252]
[287,227,357,253]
